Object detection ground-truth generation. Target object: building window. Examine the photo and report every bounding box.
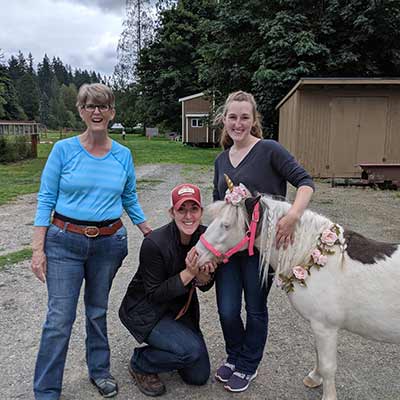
[191,118,204,128]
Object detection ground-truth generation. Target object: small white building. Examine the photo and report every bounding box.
[111,123,124,130]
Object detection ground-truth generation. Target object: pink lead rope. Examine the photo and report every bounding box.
[200,202,260,264]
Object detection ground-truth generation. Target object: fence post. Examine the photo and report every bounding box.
[31,133,38,158]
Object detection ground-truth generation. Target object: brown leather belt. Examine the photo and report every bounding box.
[52,217,123,238]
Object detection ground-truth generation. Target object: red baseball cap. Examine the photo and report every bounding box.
[171,183,202,210]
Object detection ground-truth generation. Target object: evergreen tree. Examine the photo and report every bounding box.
[8,52,27,82]
[0,69,27,120]
[60,83,79,127]
[0,51,7,118]
[0,72,7,119]
[136,0,217,130]
[52,57,71,85]
[37,54,54,99]
[27,53,35,74]
[17,73,40,120]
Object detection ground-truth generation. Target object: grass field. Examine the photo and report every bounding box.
[0,132,220,205]
[0,248,32,270]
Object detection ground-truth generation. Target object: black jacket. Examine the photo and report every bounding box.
[119,221,212,343]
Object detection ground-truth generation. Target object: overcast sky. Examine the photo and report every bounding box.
[0,0,127,77]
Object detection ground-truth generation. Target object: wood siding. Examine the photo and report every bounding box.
[181,95,212,143]
[278,91,298,155]
[277,84,400,178]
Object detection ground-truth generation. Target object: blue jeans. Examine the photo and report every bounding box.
[131,314,210,385]
[34,223,128,400]
[215,252,273,375]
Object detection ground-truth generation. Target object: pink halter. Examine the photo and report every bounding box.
[200,202,260,263]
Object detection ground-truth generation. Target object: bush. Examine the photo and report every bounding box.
[0,135,35,163]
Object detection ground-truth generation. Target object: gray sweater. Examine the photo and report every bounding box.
[213,139,314,201]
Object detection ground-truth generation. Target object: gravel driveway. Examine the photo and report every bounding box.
[1,164,399,400]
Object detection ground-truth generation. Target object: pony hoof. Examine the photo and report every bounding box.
[303,375,322,388]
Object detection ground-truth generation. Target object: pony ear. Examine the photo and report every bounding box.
[244,195,261,217]
[238,183,252,197]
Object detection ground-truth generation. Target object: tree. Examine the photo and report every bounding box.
[0,67,27,120]
[0,73,7,118]
[0,51,7,118]
[114,0,157,87]
[114,84,142,127]
[196,0,400,137]
[8,52,27,82]
[52,57,71,85]
[136,0,217,130]
[252,0,400,135]
[17,73,40,120]
[37,54,54,99]
[60,83,79,127]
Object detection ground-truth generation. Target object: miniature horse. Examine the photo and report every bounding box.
[195,184,400,400]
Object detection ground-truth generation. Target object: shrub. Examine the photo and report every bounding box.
[0,135,34,163]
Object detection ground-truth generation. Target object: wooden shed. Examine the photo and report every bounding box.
[178,92,215,145]
[276,78,400,178]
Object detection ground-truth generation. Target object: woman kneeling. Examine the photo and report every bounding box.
[119,183,216,396]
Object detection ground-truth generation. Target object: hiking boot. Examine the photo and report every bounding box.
[90,376,118,398]
[128,364,166,397]
[224,370,258,392]
[215,362,235,383]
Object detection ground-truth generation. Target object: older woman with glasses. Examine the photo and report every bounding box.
[31,83,152,400]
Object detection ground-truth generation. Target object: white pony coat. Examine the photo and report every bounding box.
[196,195,400,400]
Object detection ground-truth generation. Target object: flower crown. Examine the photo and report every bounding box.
[224,183,249,205]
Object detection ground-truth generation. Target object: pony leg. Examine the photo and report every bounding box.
[303,345,323,388]
[309,322,338,400]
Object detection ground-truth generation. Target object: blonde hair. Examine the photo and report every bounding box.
[76,83,115,109]
[214,91,263,149]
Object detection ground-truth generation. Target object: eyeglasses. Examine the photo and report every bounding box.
[82,104,112,112]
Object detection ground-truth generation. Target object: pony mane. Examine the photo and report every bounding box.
[258,195,333,283]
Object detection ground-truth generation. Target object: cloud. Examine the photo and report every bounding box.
[54,0,125,15]
[0,0,124,76]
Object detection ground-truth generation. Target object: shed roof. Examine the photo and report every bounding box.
[276,77,400,110]
[178,92,205,102]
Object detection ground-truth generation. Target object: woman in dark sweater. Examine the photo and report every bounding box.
[213,91,315,392]
[119,183,215,397]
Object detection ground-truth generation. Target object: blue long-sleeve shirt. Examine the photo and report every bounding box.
[213,139,314,201]
[34,136,146,226]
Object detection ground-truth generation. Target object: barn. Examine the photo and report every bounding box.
[276,78,400,178]
[178,92,216,145]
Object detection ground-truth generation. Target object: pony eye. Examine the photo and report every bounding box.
[221,221,230,230]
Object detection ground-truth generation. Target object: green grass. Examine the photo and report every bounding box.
[0,158,46,205]
[110,134,220,166]
[0,248,32,270]
[0,133,220,205]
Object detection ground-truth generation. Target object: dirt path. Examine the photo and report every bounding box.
[1,164,399,400]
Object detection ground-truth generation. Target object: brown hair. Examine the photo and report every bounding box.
[214,91,263,149]
[76,83,115,109]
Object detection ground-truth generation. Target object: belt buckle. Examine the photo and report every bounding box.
[84,226,100,238]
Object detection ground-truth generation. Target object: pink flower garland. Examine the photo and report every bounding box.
[224,184,249,205]
[276,224,346,293]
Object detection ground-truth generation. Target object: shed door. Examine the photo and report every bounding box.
[357,97,387,163]
[329,97,387,177]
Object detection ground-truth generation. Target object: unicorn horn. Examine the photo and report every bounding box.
[224,174,234,192]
